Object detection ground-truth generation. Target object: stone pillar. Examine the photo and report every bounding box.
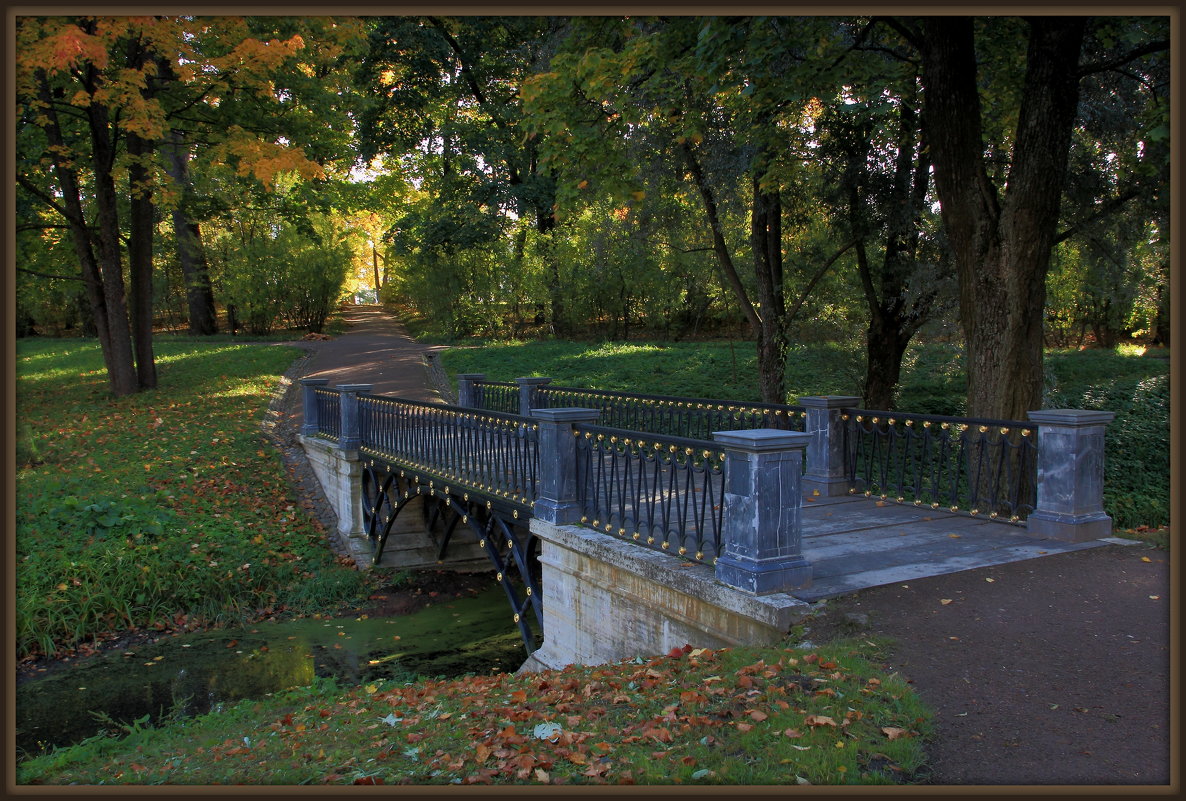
[300,377,329,437]
[1025,409,1115,542]
[516,376,553,416]
[337,384,372,452]
[530,408,601,525]
[713,429,813,594]
[456,373,485,408]
[799,395,861,497]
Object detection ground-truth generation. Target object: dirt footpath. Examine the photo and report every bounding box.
[805,543,1173,786]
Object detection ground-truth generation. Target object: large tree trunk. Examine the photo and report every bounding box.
[921,16,1085,421]
[750,172,788,404]
[85,81,139,396]
[163,129,218,335]
[127,130,157,389]
[33,73,116,382]
[862,306,911,411]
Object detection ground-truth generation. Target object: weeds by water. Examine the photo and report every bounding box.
[14,338,372,660]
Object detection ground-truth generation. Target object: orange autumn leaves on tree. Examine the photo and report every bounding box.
[17,16,324,191]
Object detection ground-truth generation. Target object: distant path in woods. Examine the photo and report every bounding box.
[266,304,447,555]
[293,304,445,403]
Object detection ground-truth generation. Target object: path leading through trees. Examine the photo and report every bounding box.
[275,305,1172,788]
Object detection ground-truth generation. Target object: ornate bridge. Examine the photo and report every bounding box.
[298,376,1115,667]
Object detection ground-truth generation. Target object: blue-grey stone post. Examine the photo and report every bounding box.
[516,377,553,416]
[713,429,813,594]
[1025,409,1115,542]
[531,408,601,525]
[337,384,372,452]
[799,396,862,497]
[300,378,330,437]
[456,374,485,409]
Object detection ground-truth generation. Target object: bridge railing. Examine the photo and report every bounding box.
[842,408,1038,522]
[471,380,520,416]
[457,377,1114,537]
[302,381,341,442]
[357,394,539,511]
[572,423,727,564]
[458,374,807,439]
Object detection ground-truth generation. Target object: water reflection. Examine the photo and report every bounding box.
[16,584,524,757]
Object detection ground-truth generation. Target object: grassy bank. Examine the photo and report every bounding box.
[439,340,1170,531]
[17,639,931,786]
[15,338,372,660]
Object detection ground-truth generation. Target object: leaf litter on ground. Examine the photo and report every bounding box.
[18,640,931,786]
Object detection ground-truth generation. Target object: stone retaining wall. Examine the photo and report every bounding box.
[521,519,811,672]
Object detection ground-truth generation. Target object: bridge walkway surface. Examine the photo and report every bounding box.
[280,304,1113,602]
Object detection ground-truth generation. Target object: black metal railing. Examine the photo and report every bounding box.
[472,381,519,416]
[312,387,341,441]
[357,395,539,511]
[574,423,726,564]
[843,408,1038,522]
[532,384,806,440]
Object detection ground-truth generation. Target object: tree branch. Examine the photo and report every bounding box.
[1055,187,1141,244]
[783,240,856,331]
[17,266,86,282]
[1077,39,1169,78]
[16,174,75,222]
[877,16,924,51]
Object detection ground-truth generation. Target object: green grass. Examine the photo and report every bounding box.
[16,639,931,786]
[15,338,371,660]
[439,339,1170,531]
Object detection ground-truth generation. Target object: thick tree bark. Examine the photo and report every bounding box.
[750,173,788,405]
[921,17,1085,421]
[82,64,140,396]
[31,74,115,383]
[127,130,157,389]
[163,129,218,335]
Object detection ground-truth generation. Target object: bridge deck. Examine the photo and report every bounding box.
[794,494,1110,602]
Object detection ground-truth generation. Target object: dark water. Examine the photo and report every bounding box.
[16,585,525,758]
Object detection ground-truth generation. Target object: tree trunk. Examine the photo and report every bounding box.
[372,241,382,300]
[862,310,911,410]
[86,85,139,396]
[535,209,569,337]
[921,17,1085,421]
[163,129,218,335]
[127,130,157,389]
[32,73,116,383]
[750,172,788,404]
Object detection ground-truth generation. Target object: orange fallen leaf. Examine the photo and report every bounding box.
[804,715,837,727]
[881,727,909,740]
[748,710,768,722]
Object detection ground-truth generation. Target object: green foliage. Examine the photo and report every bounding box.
[216,219,352,334]
[1044,349,1171,530]
[16,640,931,785]
[15,339,369,659]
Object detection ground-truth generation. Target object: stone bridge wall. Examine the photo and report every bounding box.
[520,520,810,672]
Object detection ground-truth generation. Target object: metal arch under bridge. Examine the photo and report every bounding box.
[358,449,543,654]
